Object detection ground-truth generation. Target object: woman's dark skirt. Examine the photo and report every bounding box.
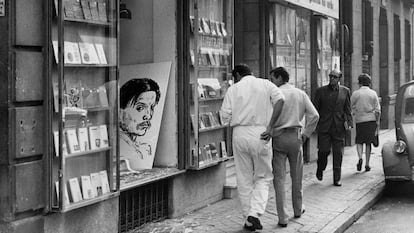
[355,121,377,144]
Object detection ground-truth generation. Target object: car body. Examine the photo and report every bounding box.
[382,81,414,183]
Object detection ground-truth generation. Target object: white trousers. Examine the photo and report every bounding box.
[233,126,273,218]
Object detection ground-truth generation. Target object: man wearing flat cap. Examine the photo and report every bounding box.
[313,69,353,186]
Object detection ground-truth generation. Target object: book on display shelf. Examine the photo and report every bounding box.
[68,177,83,203]
[89,1,100,21]
[99,124,109,147]
[209,20,217,36]
[71,0,85,20]
[203,144,212,161]
[80,175,95,199]
[209,142,218,159]
[54,131,68,156]
[94,43,108,64]
[66,128,81,154]
[97,2,108,22]
[98,85,109,107]
[79,42,100,64]
[64,41,82,64]
[88,126,102,150]
[220,141,227,158]
[80,0,92,20]
[55,181,70,205]
[77,127,90,151]
[99,170,110,194]
[90,172,103,196]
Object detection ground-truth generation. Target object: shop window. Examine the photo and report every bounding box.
[405,20,411,82]
[361,0,373,58]
[394,14,401,92]
[269,4,312,94]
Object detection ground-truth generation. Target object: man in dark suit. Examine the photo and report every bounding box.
[313,69,352,186]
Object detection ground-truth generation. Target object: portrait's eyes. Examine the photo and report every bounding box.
[136,106,145,112]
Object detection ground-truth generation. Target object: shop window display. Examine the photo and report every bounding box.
[269,4,311,95]
[188,0,234,169]
[50,0,119,212]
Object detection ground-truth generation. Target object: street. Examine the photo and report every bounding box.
[345,182,414,233]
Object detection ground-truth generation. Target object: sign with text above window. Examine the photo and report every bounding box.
[270,0,339,19]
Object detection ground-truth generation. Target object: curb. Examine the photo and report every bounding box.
[320,181,385,233]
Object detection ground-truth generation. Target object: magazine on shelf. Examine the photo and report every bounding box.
[99,170,110,194]
[98,85,109,107]
[78,42,100,64]
[209,20,217,36]
[90,172,103,196]
[209,142,218,159]
[68,177,83,203]
[201,18,210,34]
[80,0,92,20]
[198,147,205,165]
[220,141,227,158]
[200,113,212,128]
[80,175,95,199]
[66,128,81,154]
[207,112,220,127]
[203,144,212,161]
[53,131,68,157]
[97,2,108,22]
[89,1,100,21]
[55,181,70,205]
[71,0,85,19]
[82,86,100,108]
[99,124,109,147]
[94,43,108,64]
[88,126,102,150]
[77,127,90,151]
[64,41,82,64]
[215,21,223,37]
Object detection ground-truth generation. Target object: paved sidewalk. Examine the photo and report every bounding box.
[134,130,394,233]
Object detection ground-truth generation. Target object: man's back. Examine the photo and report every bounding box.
[221,75,283,127]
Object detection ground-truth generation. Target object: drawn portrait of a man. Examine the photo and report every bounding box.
[119,78,161,171]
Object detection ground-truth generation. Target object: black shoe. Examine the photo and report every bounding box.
[365,165,371,172]
[294,208,306,218]
[244,216,263,231]
[278,223,288,228]
[316,169,323,181]
[357,159,363,171]
[333,181,342,186]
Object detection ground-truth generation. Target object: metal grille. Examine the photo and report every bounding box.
[119,180,169,233]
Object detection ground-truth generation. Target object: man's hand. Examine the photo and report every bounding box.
[260,131,272,141]
[301,134,308,143]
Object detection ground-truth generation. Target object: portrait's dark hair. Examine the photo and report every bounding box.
[358,73,372,86]
[232,64,252,78]
[270,67,289,82]
[120,78,161,108]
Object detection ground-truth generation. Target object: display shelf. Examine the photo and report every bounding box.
[120,168,185,191]
[65,146,112,158]
[189,159,220,170]
[199,125,228,133]
[50,0,119,212]
[64,18,112,26]
[199,97,224,102]
[61,192,118,213]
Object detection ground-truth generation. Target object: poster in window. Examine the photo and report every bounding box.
[119,62,171,170]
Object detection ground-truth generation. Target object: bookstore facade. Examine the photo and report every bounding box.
[234,0,340,161]
[0,0,235,233]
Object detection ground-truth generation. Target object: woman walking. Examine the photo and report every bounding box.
[350,74,380,172]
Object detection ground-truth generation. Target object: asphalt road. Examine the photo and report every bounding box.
[345,182,414,233]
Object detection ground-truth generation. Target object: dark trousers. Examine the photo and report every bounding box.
[317,128,345,182]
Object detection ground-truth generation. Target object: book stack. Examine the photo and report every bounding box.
[52,40,108,65]
[53,124,109,156]
[55,0,108,22]
[56,170,111,204]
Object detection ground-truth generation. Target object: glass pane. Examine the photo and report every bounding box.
[295,9,311,95]
[51,0,118,211]
[189,0,233,169]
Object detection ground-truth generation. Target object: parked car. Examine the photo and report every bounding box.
[382,80,414,185]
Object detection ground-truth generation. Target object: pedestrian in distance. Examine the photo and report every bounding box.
[264,67,319,227]
[313,69,353,186]
[220,64,285,231]
[351,73,380,172]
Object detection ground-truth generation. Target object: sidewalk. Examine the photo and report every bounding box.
[134,129,394,233]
